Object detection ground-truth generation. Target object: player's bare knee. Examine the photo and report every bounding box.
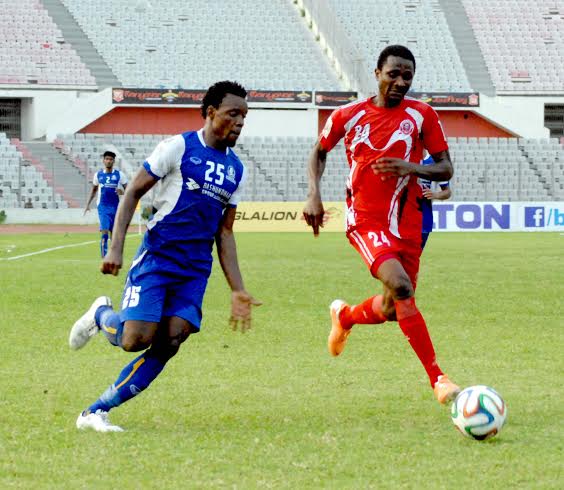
[166,318,193,349]
[168,330,190,349]
[121,330,153,352]
[388,277,414,301]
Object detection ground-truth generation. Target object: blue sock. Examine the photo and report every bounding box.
[86,349,167,414]
[95,306,123,347]
[100,233,109,258]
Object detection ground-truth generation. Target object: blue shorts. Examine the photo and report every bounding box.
[119,249,208,330]
[98,208,117,232]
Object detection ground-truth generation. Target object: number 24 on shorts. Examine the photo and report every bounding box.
[368,231,391,248]
[123,286,142,309]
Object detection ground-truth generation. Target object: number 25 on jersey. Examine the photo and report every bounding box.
[204,161,224,185]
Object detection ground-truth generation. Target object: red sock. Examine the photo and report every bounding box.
[395,297,443,386]
[340,295,387,329]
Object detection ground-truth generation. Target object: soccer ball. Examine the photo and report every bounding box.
[451,385,507,440]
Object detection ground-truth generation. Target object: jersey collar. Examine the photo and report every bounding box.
[197,128,230,155]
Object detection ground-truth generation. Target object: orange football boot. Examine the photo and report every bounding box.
[433,374,461,404]
[328,300,351,356]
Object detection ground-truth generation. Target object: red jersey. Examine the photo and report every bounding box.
[319,97,448,240]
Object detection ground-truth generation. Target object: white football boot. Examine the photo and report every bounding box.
[76,410,124,432]
[69,296,112,350]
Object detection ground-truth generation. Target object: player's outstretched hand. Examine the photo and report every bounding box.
[229,290,262,333]
[303,196,325,237]
[83,208,90,216]
[371,158,415,180]
[100,250,122,276]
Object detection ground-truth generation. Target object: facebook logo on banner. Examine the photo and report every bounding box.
[524,207,545,227]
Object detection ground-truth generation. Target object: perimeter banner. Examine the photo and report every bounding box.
[246,90,313,103]
[234,202,346,232]
[112,88,206,104]
[315,91,358,107]
[408,92,480,107]
[233,202,564,232]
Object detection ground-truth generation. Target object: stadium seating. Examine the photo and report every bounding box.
[0,134,68,208]
[240,136,563,202]
[53,133,564,204]
[462,0,564,92]
[55,132,286,203]
[324,0,472,93]
[0,0,95,86]
[59,0,342,90]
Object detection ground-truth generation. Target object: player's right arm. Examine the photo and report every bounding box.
[303,141,328,236]
[101,168,157,276]
[303,109,345,236]
[84,173,99,215]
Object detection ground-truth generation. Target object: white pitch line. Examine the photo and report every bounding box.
[0,240,97,261]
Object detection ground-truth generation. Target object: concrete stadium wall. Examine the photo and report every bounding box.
[476,95,564,139]
[0,88,87,140]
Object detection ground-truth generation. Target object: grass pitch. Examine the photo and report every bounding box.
[0,231,562,489]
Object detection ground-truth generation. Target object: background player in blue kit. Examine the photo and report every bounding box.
[69,81,261,432]
[419,155,451,250]
[84,151,128,257]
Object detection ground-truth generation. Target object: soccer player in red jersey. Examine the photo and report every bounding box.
[303,45,460,404]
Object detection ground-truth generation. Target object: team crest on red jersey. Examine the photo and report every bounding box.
[400,119,414,135]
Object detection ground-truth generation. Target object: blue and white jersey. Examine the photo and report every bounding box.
[419,156,449,233]
[141,129,247,277]
[93,169,128,210]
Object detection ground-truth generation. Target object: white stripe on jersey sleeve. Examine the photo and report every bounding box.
[145,135,185,178]
[92,172,99,186]
[228,164,248,206]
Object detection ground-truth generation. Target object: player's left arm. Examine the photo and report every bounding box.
[419,106,453,181]
[418,150,453,182]
[216,206,262,332]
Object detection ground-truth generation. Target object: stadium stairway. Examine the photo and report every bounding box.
[517,143,558,198]
[23,141,84,207]
[439,0,495,96]
[236,145,286,201]
[42,0,121,88]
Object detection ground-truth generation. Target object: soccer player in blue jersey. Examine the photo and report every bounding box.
[69,81,261,432]
[419,155,451,249]
[84,151,128,257]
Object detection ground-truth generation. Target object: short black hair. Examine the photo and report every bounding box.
[103,151,116,159]
[201,80,247,119]
[377,45,416,71]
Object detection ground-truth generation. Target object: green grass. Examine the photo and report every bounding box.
[1,231,562,489]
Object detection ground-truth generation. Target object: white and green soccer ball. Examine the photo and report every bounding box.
[451,385,507,440]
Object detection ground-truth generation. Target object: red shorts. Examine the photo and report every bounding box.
[347,226,422,289]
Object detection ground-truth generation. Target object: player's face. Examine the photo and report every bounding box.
[103,156,115,169]
[376,56,415,107]
[209,94,248,147]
